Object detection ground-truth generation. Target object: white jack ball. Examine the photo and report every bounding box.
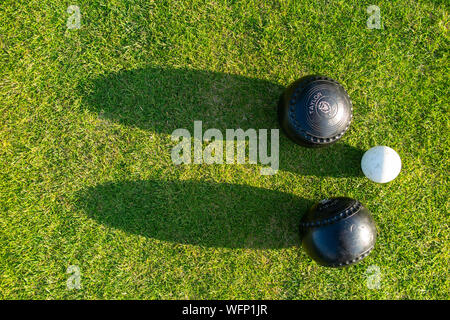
[361,146,402,183]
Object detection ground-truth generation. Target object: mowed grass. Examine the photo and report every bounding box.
[0,0,448,299]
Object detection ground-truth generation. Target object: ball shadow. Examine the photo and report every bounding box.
[79,66,363,177]
[281,143,365,178]
[75,179,313,249]
[80,67,282,134]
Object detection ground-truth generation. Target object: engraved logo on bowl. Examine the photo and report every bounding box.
[316,97,337,119]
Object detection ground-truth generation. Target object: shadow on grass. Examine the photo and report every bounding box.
[80,67,282,133]
[80,66,364,178]
[75,179,313,249]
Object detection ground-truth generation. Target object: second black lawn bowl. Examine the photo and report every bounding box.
[300,197,377,267]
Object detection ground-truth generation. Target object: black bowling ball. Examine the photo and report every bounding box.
[278,75,353,147]
[300,197,377,267]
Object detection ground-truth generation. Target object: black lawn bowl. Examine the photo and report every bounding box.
[278,75,353,147]
[300,197,377,267]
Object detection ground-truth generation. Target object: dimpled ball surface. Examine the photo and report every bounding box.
[300,197,377,267]
[361,146,402,183]
[278,75,353,147]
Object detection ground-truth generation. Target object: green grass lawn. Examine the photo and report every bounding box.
[0,0,448,299]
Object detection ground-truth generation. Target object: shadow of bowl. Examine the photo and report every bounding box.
[75,179,313,249]
[79,66,282,133]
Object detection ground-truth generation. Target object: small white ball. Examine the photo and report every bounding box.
[361,146,401,183]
